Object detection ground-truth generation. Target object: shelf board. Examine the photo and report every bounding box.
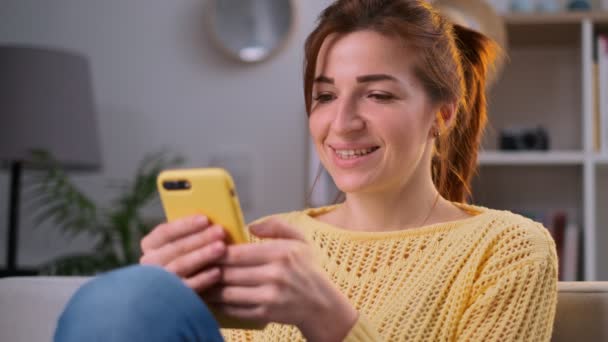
[502,11,608,46]
[503,11,608,25]
[595,154,608,164]
[478,151,585,165]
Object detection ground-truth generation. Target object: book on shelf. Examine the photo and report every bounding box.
[594,62,601,152]
[547,210,581,282]
[562,220,580,282]
[598,34,608,154]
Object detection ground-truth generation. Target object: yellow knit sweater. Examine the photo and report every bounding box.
[221,202,558,341]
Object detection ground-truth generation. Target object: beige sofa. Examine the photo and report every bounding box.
[553,282,608,341]
[0,277,606,341]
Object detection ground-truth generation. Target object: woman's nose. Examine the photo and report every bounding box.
[332,99,365,134]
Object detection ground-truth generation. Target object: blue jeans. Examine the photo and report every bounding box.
[54,265,225,342]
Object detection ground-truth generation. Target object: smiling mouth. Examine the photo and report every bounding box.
[331,146,380,160]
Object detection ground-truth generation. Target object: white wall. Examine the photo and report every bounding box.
[0,0,331,268]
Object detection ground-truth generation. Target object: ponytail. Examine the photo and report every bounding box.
[432,24,500,203]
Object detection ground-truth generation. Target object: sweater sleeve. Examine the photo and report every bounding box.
[343,313,383,342]
[455,225,558,341]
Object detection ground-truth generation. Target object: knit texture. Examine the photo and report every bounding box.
[221,202,558,341]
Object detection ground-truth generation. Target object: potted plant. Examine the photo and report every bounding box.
[25,150,183,275]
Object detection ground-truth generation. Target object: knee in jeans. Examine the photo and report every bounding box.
[56,265,224,341]
[61,265,182,320]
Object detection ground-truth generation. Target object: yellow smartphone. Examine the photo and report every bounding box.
[157,168,248,244]
[157,168,264,330]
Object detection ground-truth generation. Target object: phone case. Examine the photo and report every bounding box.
[157,168,248,244]
[157,168,264,330]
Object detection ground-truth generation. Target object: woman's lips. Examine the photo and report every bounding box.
[329,145,380,169]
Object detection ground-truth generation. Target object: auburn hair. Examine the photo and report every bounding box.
[304,0,499,203]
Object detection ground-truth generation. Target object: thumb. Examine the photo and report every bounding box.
[249,218,306,241]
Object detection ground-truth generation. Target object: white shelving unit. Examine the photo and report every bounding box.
[595,154,608,163]
[479,151,585,165]
[473,12,608,281]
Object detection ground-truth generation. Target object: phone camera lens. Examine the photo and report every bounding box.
[163,180,191,190]
[162,181,178,190]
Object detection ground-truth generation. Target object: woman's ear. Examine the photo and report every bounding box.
[430,102,457,138]
[439,102,457,128]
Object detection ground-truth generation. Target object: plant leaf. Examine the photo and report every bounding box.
[26,151,98,237]
[30,149,184,275]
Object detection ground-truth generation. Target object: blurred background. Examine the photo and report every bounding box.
[1,0,607,281]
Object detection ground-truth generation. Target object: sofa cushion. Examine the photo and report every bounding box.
[1,278,607,341]
[0,277,90,342]
[553,281,608,341]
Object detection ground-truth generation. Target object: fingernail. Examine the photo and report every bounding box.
[195,216,207,225]
[214,226,225,237]
[208,267,220,277]
[249,224,261,233]
[212,241,225,253]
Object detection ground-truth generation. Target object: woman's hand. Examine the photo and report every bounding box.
[139,215,227,294]
[205,218,359,342]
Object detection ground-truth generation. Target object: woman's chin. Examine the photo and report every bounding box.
[333,174,375,194]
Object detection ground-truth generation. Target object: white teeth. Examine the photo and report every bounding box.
[334,147,377,159]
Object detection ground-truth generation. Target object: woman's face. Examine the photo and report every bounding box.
[309,30,439,194]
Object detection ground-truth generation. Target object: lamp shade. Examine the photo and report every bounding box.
[0,45,101,170]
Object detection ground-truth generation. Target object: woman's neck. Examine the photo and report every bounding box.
[339,179,439,231]
[318,175,471,233]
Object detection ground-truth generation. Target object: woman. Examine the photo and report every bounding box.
[55,0,558,341]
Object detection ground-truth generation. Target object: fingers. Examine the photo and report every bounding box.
[205,285,271,306]
[220,240,307,267]
[141,215,210,252]
[210,304,265,323]
[166,240,227,277]
[139,215,231,294]
[249,218,306,241]
[219,242,284,267]
[140,225,226,266]
[219,264,280,286]
[184,267,222,292]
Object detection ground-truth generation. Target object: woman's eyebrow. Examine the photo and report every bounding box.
[356,74,398,83]
[313,74,399,85]
[314,75,334,84]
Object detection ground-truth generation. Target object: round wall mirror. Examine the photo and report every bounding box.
[207,0,295,63]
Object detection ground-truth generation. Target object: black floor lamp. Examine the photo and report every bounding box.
[0,45,102,277]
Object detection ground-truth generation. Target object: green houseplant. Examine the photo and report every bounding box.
[25,150,183,275]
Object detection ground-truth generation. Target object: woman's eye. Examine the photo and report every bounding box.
[369,93,395,102]
[313,93,335,103]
